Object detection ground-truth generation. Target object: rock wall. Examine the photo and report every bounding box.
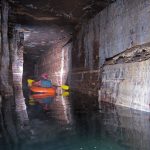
[101,59,150,112]
[70,70,100,96]
[99,0,150,112]
[99,0,150,59]
[37,43,72,86]
[100,44,150,112]
[71,15,100,95]
[11,30,26,111]
[0,0,13,96]
[33,0,150,111]
[72,0,150,111]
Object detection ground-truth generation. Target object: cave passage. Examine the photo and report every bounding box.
[1,0,150,149]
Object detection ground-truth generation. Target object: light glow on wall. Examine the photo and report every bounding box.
[60,44,72,85]
[60,48,65,84]
[61,96,72,124]
[19,65,23,73]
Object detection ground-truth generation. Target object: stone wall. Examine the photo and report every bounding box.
[101,59,150,112]
[72,0,150,69]
[37,43,72,86]
[34,0,150,111]
[70,70,100,96]
[99,0,150,112]
[71,14,100,95]
[98,0,150,59]
[11,30,26,111]
[72,0,150,110]
[100,44,150,112]
[0,0,13,96]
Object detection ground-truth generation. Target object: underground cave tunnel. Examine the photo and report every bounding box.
[1,0,150,149]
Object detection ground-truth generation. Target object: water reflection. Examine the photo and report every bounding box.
[28,92,72,124]
[1,92,150,150]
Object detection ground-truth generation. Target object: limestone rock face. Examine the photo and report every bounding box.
[101,59,150,112]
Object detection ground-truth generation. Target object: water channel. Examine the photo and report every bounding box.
[0,92,150,150]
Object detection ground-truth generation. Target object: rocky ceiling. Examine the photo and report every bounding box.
[9,0,115,61]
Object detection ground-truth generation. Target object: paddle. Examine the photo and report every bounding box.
[58,85,69,90]
[27,79,70,90]
[27,79,35,87]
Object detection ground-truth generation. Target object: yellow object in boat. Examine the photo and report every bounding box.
[27,79,35,87]
[61,85,69,90]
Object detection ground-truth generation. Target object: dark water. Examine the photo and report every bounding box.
[0,92,150,150]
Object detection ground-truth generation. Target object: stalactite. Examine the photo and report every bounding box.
[0,0,13,96]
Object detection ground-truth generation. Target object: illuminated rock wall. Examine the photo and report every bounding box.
[101,59,150,112]
[72,0,150,110]
[0,0,13,96]
[99,0,150,112]
[34,0,150,111]
[11,30,26,111]
[37,43,72,86]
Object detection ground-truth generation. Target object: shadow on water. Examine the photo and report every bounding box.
[1,92,150,150]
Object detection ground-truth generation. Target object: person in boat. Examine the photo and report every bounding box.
[32,73,53,88]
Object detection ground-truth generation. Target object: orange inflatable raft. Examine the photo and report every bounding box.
[31,93,54,99]
[30,86,56,95]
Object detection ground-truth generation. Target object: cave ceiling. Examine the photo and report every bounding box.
[8,0,115,61]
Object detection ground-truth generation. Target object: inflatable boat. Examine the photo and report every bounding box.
[30,86,56,95]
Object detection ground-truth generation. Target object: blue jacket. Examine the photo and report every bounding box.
[41,79,52,88]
